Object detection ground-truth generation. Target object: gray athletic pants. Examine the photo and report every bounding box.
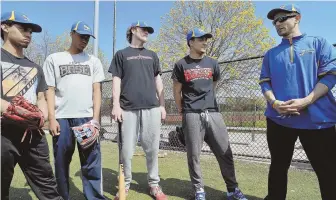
[120,107,161,189]
[182,111,238,192]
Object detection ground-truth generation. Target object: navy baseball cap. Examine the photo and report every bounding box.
[1,11,42,32]
[129,21,154,34]
[267,4,301,20]
[71,21,95,39]
[186,28,213,42]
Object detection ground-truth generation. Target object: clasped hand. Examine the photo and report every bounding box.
[273,98,311,116]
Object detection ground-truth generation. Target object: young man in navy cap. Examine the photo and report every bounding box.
[109,21,167,200]
[43,21,106,200]
[1,11,62,200]
[260,4,336,200]
[171,28,248,200]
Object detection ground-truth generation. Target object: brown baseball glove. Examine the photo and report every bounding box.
[1,95,45,142]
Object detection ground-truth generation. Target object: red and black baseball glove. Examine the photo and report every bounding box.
[1,96,45,142]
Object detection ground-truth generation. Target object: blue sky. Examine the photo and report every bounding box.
[2,1,336,63]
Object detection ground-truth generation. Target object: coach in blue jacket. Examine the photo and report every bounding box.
[259,4,336,200]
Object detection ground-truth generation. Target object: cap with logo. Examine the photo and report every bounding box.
[267,4,301,20]
[71,21,95,38]
[1,11,42,32]
[186,28,213,42]
[129,21,154,34]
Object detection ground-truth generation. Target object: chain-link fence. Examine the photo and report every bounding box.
[100,44,336,167]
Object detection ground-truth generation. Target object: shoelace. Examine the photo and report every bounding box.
[196,194,205,200]
[231,190,245,199]
[151,186,163,195]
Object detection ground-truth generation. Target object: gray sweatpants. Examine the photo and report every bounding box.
[120,107,161,189]
[183,111,238,192]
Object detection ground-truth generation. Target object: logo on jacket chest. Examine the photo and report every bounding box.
[299,49,315,56]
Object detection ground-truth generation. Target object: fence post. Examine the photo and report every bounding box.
[99,83,102,126]
[252,102,256,142]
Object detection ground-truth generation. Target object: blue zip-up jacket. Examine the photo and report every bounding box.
[259,34,336,129]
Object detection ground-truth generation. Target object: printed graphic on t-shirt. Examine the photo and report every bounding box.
[1,61,39,102]
[59,62,91,78]
[184,68,212,82]
[126,54,153,61]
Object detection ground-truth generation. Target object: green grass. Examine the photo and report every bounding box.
[9,136,321,200]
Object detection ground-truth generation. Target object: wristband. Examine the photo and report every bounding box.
[271,100,279,108]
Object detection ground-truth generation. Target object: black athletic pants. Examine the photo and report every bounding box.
[1,125,62,200]
[265,118,336,200]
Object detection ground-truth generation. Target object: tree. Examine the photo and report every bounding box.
[23,39,41,64]
[147,1,275,101]
[23,30,53,66]
[148,1,275,68]
[38,30,53,62]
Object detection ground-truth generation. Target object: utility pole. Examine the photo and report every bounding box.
[94,0,101,125]
[113,0,117,56]
[93,0,99,57]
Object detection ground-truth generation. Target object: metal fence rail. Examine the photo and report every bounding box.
[100,44,336,166]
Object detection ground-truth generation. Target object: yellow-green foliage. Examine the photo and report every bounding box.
[147,1,276,69]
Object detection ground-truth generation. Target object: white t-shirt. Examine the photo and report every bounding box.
[43,51,105,118]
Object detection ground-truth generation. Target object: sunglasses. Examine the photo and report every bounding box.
[272,15,297,25]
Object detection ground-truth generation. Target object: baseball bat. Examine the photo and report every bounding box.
[118,122,126,200]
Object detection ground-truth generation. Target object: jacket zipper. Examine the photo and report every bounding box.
[289,38,294,63]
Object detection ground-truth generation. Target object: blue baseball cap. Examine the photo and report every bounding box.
[71,21,95,39]
[267,4,301,20]
[129,21,154,34]
[1,11,42,32]
[186,28,213,42]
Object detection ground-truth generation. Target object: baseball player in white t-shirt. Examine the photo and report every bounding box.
[43,21,106,200]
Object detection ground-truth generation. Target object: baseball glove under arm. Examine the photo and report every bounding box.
[2,95,45,128]
[72,119,100,150]
[1,95,45,142]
